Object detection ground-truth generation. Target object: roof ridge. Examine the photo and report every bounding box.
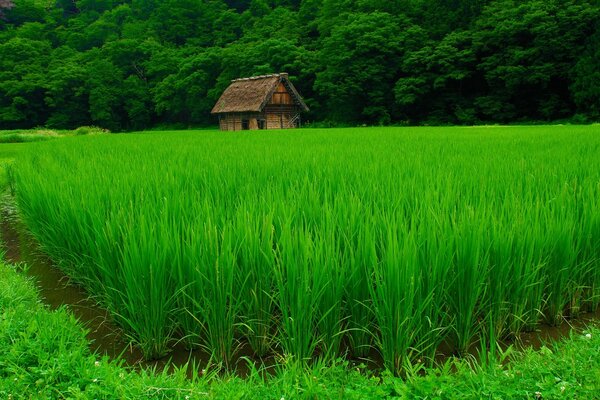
[231,72,287,82]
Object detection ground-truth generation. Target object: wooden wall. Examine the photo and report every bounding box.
[270,83,293,105]
[218,108,299,131]
[265,112,294,129]
[219,114,242,131]
[264,105,298,129]
[219,113,260,131]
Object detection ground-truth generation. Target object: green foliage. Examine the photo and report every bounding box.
[0,36,51,128]
[392,329,600,398]
[315,12,424,124]
[471,0,600,122]
[1,0,599,130]
[0,127,107,143]
[1,229,600,398]
[570,29,600,120]
[153,49,223,125]
[72,125,110,135]
[0,263,209,399]
[12,126,600,374]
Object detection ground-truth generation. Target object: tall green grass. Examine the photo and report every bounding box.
[12,126,600,374]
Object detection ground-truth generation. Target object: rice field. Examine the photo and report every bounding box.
[11,126,600,374]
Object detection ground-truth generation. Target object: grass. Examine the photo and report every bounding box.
[0,262,199,399]
[0,127,109,143]
[9,125,600,375]
[1,260,599,398]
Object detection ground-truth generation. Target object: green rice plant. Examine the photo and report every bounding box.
[185,217,244,368]
[557,180,590,319]
[174,228,202,350]
[273,218,326,362]
[486,226,516,339]
[344,221,376,359]
[369,218,434,375]
[541,223,576,326]
[112,211,179,359]
[506,233,546,335]
[414,209,453,364]
[486,202,546,338]
[235,209,276,357]
[10,125,600,374]
[446,212,490,355]
[587,204,600,312]
[574,183,600,313]
[313,210,347,361]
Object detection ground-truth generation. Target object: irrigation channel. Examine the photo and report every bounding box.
[1,192,598,376]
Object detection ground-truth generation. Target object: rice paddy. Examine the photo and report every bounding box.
[11,126,600,375]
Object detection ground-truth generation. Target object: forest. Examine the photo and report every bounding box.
[0,0,599,131]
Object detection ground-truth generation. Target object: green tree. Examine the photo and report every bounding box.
[315,12,425,124]
[148,0,222,46]
[395,30,481,124]
[45,48,91,128]
[1,0,599,129]
[0,37,50,128]
[85,55,126,130]
[471,0,600,121]
[570,27,600,120]
[153,49,223,125]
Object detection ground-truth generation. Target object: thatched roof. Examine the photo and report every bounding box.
[211,73,309,114]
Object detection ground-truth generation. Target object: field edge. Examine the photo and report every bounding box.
[0,261,599,399]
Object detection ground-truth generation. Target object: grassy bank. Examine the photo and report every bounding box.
[1,261,599,398]
[0,262,205,399]
[0,127,109,144]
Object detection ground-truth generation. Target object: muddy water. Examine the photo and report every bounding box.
[0,193,145,366]
[0,192,598,376]
[515,310,599,349]
[0,193,262,375]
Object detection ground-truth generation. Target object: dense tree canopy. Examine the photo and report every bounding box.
[0,0,598,130]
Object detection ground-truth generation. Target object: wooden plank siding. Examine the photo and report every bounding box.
[219,113,266,131]
[266,113,285,129]
[266,105,297,129]
[270,83,293,105]
[219,108,299,131]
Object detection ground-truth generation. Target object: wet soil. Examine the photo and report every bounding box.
[0,193,273,376]
[1,192,598,377]
[0,193,145,366]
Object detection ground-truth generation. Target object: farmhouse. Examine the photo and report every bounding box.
[211,73,309,131]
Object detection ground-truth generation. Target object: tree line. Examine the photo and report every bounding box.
[1,0,599,131]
